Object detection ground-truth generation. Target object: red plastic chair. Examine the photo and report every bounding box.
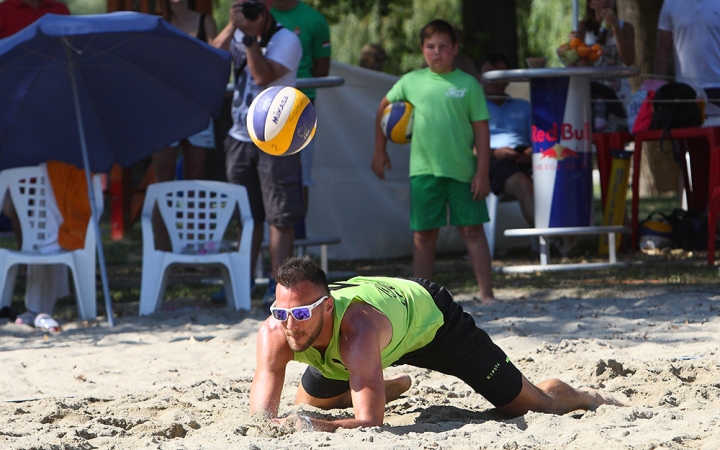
[707,144,720,264]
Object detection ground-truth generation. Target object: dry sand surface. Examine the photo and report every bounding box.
[1,285,719,449]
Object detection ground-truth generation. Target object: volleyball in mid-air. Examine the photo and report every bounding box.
[247,86,317,156]
[381,101,413,144]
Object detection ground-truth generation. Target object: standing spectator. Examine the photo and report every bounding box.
[570,0,635,130]
[479,53,534,227]
[0,0,71,332]
[655,0,720,106]
[271,0,331,237]
[0,0,69,39]
[212,0,302,309]
[359,43,386,71]
[372,19,495,305]
[151,0,218,251]
[152,0,218,184]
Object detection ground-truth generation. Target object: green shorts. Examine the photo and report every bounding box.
[410,175,489,231]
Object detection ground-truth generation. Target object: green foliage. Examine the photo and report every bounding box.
[303,0,582,74]
[61,0,584,72]
[64,0,105,15]
[307,0,460,75]
[517,0,585,68]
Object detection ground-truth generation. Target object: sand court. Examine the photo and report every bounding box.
[1,286,718,449]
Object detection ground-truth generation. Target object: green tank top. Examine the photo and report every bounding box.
[294,277,444,381]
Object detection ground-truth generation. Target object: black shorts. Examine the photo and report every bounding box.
[489,154,532,196]
[224,136,303,227]
[300,278,523,407]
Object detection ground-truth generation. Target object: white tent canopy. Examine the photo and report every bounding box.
[306,62,480,260]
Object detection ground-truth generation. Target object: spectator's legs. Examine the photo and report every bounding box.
[151,146,178,251]
[25,265,68,314]
[457,224,495,304]
[151,146,178,182]
[2,192,21,249]
[182,144,208,181]
[269,224,294,278]
[503,172,535,227]
[249,220,265,278]
[413,228,439,280]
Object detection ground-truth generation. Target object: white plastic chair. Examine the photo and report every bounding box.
[0,166,99,320]
[483,192,499,257]
[483,192,521,257]
[139,180,254,315]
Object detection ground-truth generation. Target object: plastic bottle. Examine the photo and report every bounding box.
[594,99,607,131]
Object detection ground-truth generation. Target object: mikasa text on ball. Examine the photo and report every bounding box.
[381,101,413,144]
[247,86,317,156]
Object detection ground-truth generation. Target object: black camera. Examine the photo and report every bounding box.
[241,0,265,21]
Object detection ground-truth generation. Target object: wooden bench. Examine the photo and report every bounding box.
[499,225,631,273]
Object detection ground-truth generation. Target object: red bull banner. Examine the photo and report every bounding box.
[530,76,593,228]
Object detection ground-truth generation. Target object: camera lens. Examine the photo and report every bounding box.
[241,1,264,21]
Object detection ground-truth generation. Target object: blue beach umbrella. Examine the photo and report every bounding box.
[0,12,231,326]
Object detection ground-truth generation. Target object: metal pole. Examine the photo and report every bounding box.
[64,40,115,327]
[572,0,579,32]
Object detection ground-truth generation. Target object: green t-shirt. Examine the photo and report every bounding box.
[386,68,490,182]
[294,277,444,381]
[271,1,331,99]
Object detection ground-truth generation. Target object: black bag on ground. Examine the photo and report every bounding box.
[664,208,708,251]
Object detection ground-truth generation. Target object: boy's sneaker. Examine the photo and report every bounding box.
[261,278,277,313]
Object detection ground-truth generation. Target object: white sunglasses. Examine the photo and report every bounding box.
[270,296,329,321]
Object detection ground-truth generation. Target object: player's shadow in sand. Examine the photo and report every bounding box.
[385,405,529,434]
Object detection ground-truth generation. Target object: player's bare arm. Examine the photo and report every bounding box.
[312,56,331,78]
[249,317,294,418]
[245,43,291,86]
[372,96,392,179]
[301,302,394,431]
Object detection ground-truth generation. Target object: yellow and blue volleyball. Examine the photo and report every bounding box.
[639,218,674,250]
[381,101,413,144]
[247,86,317,156]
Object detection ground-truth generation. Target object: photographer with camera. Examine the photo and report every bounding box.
[213,0,303,309]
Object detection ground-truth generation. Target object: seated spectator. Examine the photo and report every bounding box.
[479,53,534,227]
[0,0,72,332]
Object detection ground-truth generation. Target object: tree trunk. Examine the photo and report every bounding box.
[617,0,663,90]
[618,0,678,197]
[462,0,518,68]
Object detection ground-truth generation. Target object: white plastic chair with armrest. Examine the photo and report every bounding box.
[483,192,522,258]
[0,166,100,320]
[139,180,254,315]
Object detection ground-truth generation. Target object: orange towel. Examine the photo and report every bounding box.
[46,160,92,251]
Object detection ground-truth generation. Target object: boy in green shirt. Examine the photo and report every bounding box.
[372,19,495,305]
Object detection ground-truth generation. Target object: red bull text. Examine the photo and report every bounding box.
[530,76,593,228]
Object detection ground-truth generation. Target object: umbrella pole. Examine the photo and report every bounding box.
[64,46,115,327]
